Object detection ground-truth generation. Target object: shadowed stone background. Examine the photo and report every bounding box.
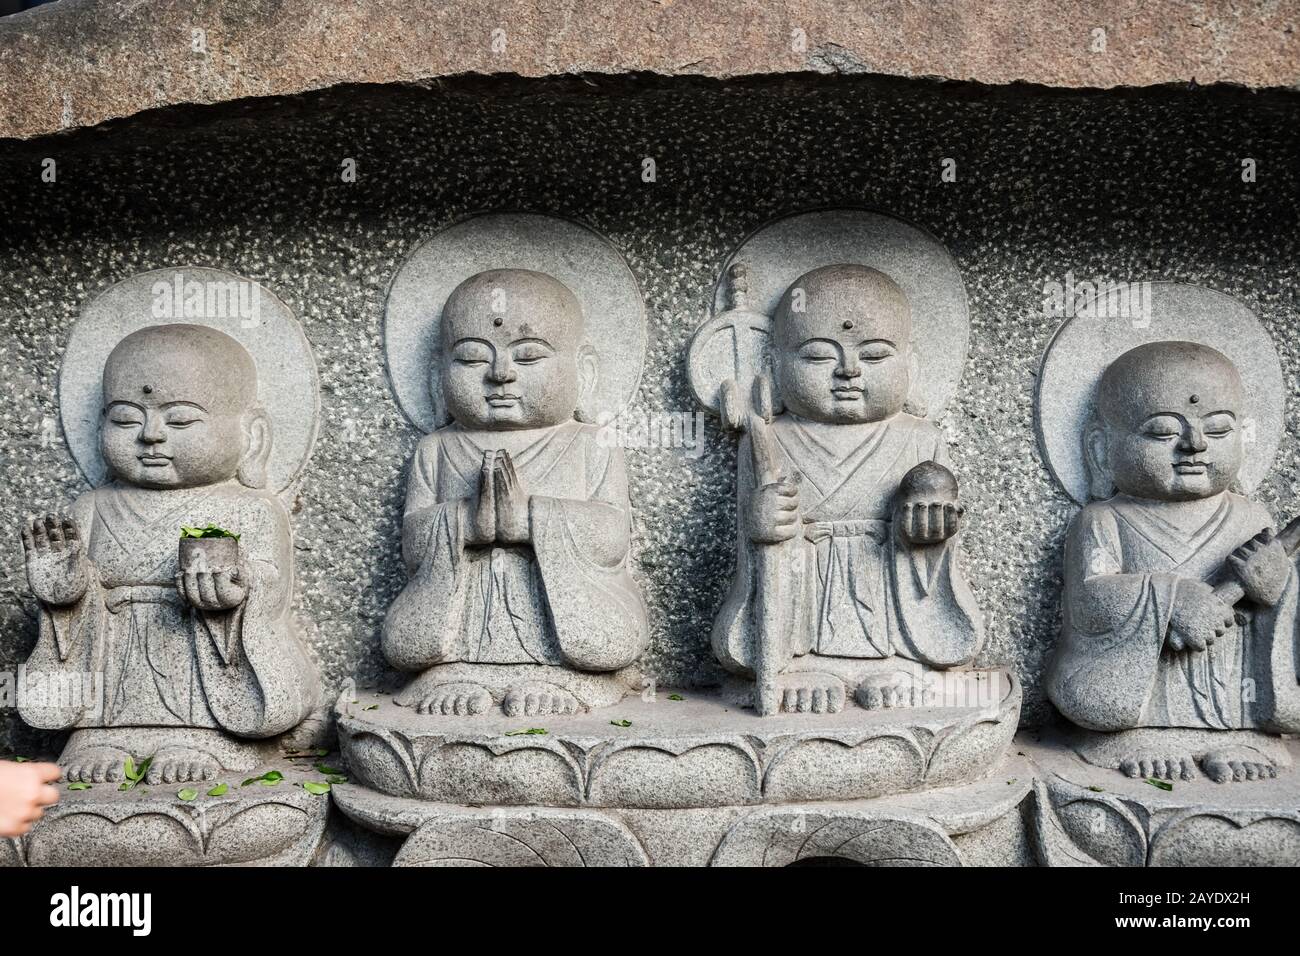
[1,74,1297,753]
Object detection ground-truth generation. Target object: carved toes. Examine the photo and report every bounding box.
[854,678,927,711]
[1199,750,1276,784]
[61,747,128,784]
[502,682,581,717]
[777,676,846,714]
[414,682,492,717]
[145,750,222,785]
[1119,754,1196,781]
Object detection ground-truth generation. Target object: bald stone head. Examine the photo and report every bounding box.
[772,264,914,424]
[440,269,593,429]
[1089,341,1245,501]
[100,324,270,489]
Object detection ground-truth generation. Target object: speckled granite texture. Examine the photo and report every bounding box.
[1,75,1297,753]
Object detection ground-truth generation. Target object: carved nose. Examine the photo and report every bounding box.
[835,357,861,379]
[140,417,167,443]
[1179,427,1208,454]
[488,359,517,384]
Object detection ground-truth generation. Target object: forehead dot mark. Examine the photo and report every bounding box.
[142,385,153,395]
[1189,394,1199,404]
[841,320,853,330]
[492,316,504,327]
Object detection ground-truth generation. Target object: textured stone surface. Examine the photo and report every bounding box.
[1040,312,1300,760]
[17,312,323,783]
[691,210,985,714]
[2,76,1300,759]
[3,0,1300,140]
[61,267,320,493]
[0,754,331,866]
[336,676,1019,807]
[1026,733,1300,866]
[331,751,1034,865]
[1037,283,1284,505]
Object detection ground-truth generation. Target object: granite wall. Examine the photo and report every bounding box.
[1,74,1297,752]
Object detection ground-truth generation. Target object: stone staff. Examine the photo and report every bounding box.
[748,412,788,715]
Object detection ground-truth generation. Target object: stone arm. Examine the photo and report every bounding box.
[383,434,469,671]
[18,493,103,731]
[529,440,647,672]
[192,494,319,738]
[1047,507,1176,731]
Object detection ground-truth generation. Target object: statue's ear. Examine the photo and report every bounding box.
[902,349,928,418]
[574,343,600,424]
[238,406,273,489]
[1083,416,1115,500]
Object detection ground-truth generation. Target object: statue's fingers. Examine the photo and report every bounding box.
[928,503,944,539]
[61,518,80,545]
[213,571,243,607]
[914,503,929,540]
[1227,554,1246,577]
[45,514,64,551]
[944,502,960,538]
[1256,529,1275,545]
[21,524,34,552]
[196,571,220,608]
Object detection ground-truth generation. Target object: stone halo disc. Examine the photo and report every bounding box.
[691,207,970,420]
[1035,281,1284,505]
[59,266,321,495]
[384,212,647,433]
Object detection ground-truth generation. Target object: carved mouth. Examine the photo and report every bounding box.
[138,454,172,466]
[486,393,522,407]
[1173,461,1209,475]
[831,386,865,399]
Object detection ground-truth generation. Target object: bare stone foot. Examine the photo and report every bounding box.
[61,745,132,784]
[855,673,933,710]
[503,681,580,717]
[1201,748,1278,783]
[411,681,492,716]
[775,672,846,713]
[1119,753,1198,781]
[145,748,222,785]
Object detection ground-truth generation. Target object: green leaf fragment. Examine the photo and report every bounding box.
[325,775,348,785]
[667,694,684,701]
[302,781,331,795]
[67,782,91,791]
[314,763,344,776]
[1087,786,1105,793]
[13,756,29,763]
[1146,778,1173,792]
[504,728,547,736]
[364,704,380,711]
[610,719,632,727]
[241,770,285,787]
[177,788,198,801]
[179,524,240,540]
[207,783,229,797]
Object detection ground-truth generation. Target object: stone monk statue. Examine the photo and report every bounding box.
[20,324,320,784]
[712,264,984,714]
[382,269,648,718]
[1047,341,1300,782]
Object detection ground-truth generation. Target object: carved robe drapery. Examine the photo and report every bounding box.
[712,412,983,675]
[382,419,647,674]
[1049,492,1300,733]
[20,481,319,739]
